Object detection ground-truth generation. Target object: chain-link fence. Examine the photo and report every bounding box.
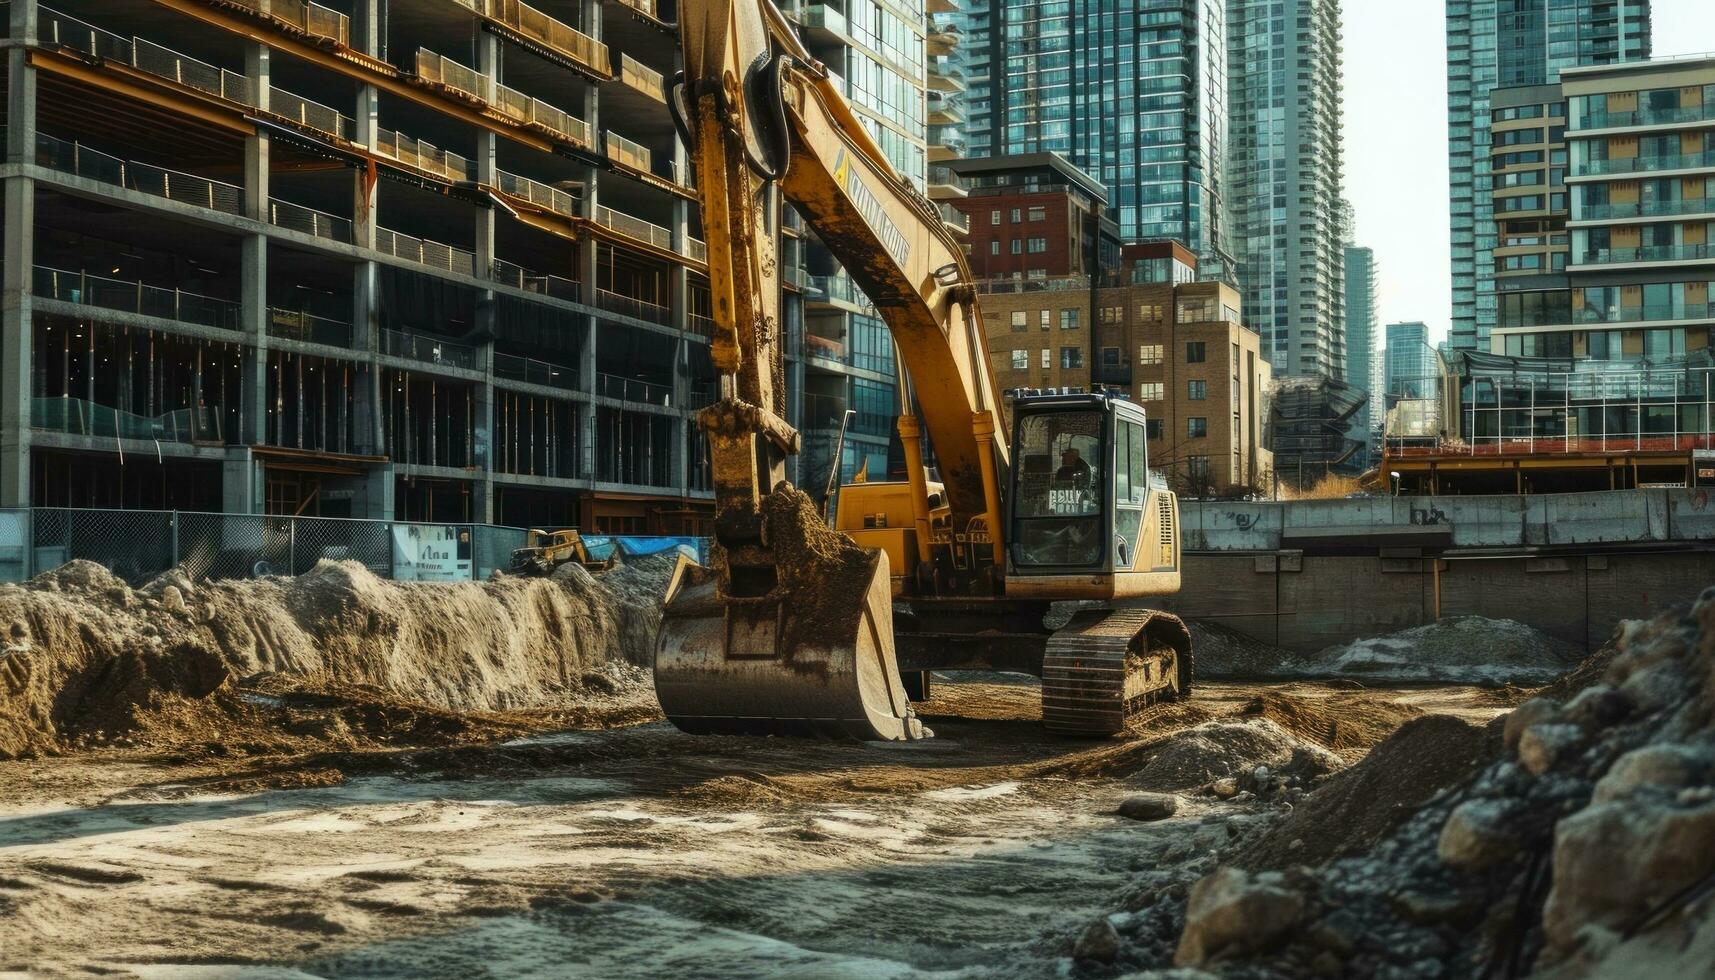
[0,509,700,585]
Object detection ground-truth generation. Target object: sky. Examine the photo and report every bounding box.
[1342,0,1715,345]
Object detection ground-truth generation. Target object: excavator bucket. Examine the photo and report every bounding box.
[653,548,929,740]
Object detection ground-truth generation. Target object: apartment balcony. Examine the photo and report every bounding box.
[494,351,578,390]
[270,199,353,243]
[33,266,240,331]
[455,0,611,78]
[806,274,874,313]
[927,92,965,126]
[374,227,478,278]
[1571,243,1715,268]
[938,202,969,235]
[927,164,969,199]
[928,58,966,92]
[495,169,579,219]
[381,328,480,371]
[1574,198,1715,222]
[597,372,674,407]
[373,128,475,182]
[798,5,848,45]
[415,49,591,148]
[686,238,708,264]
[595,288,671,325]
[1570,150,1715,179]
[592,205,673,252]
[224,0,351,47]
[605,130,653,174]
[1568,302,1715,327]
[33,396,223,446]
[491,260,583,302]
[926,20,961,57]
[35,133,243,215]
[38,8,254,103]
[1574,103,1715,133]
[268,308,352,347]
[618,54,666,103]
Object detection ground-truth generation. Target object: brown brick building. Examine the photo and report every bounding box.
[979,243,1273,495]
[948,153,1122,283]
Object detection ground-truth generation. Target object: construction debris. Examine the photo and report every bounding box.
[0,557,673,759]
[1100,589,1715,977]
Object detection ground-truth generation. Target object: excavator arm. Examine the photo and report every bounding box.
[655,0,1009,740]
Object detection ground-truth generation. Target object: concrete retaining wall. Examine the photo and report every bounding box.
[1155,550,1715,656]
[1182,489,1715,552]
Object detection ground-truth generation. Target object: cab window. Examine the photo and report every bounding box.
[1013,410,1104,566]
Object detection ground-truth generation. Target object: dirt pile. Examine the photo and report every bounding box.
[1104,589,1715,978]
[1187,620,1292,678]
[0,556,674,759]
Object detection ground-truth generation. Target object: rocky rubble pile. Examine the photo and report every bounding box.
[1094,590,1715,978]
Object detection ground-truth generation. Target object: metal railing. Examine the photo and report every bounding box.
[593,205,673,250]
[1572,150,1715,177]
[494,81,593,146]
[495,169,579,218]
[594,287,671,325]
[374,228,478,277]
[687,312,715,337]
[619,53,665,102]
[490,260,583,302]
[612,0,659,18]
[31,396,222,445]
[35,133,243,215]
[807,274,872,309]
[597,372,673,407]
[270,198,353,242]
[227,0,351,47]
[374,128,474,181]
[33,266,240,330]
[467,0,610,76]
[1578,198,1715,221]
[268,308,352,347]
[494,351,578,389]
[605,130,652,172]
[415,47,487,101]
[269,87,355,140]
[1570,302,1714,325]
[927,164,971,192]
[39,8,254,103]
[381,328,479,371]
[1576,103,1715,130]
[1574,243,1715,266]
[686,237,707,263]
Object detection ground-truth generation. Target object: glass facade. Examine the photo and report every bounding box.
[969,0,1233,278]
[1445,0,1651,352]
[1344,245,1382,451]
[1227,0,1346,378]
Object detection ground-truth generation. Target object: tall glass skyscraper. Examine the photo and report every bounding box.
[1344,245,1382,452]
[967,0,1234,279]
[1445,0,1651,351]
[1227,0,1346,379]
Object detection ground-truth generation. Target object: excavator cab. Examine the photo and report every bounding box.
[1006,390,1180,597]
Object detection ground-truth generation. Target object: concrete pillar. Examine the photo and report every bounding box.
[364,463,394,520]
[473,131,497,276]
[354,0,381,59]
[352,84,379,250]
[222,454,264,514]
[1,30,38,506]
[238,43,271,463]
[476,20,499,104]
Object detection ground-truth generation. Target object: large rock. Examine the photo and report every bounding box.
[1517,723,1585,776]
[1543,800,1715,952]
[1174,867,1305,967]
[1072,919,1120,964]
[1438,798,1520,872]
[1118,793,1182,821]
[1593,744,1706,803]
[1503,697,1561,753]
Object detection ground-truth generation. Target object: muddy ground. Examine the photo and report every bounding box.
[0,676,1513,978]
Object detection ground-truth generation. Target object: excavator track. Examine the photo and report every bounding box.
[1041,608,1193,736]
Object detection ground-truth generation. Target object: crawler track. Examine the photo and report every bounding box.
[1041,608,1192,735]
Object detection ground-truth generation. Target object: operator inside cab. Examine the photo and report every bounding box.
[1014,410,1105,566]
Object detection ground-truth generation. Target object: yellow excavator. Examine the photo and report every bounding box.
[654,0,1192,740]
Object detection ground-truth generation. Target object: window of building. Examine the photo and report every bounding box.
[1187,455,1209,483]
[1139,382,1164,401]
[1027,206,1046,222]
[1011,349,1028,370]
[1027,237,1048,253]
[1010,208,1022,223]
[1010,310,1027,331]
[1010,239,1022,255]
[1040,348,1050,368]
[990,209,1001,225]
[1102,347,1121,367]
[1039,310,1050,330]
[990,241,1000,255]
[1187,417,1207,439]
[1060,346,1083,369]
[1186,342,1206,363]
[1138,344,1163,365]
[1060,309,1079,330]
[1187,380,1206,400]
[1138,303,1163,321]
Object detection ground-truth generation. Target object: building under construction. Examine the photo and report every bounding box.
[1267,375,1368,488]
[0,0,825,531]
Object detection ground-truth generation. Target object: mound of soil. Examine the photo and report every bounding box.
[0,556,674,759]
[1235,691,1424,758]
[1188,620,1292,679]
[1130,718,1342,791]
[1289,616,1584,686]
